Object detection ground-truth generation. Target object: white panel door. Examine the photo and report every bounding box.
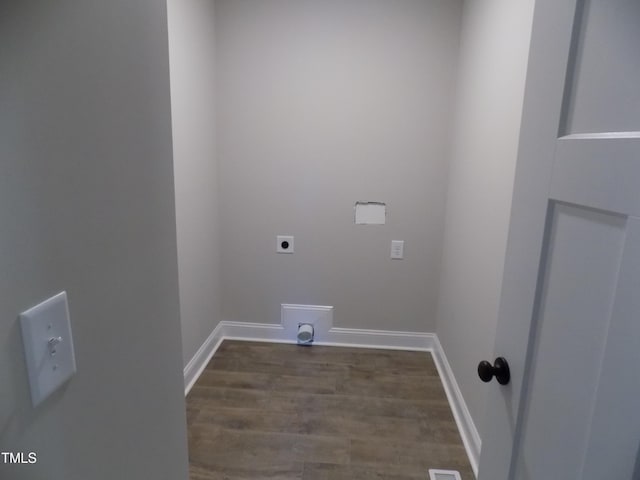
[479,0,640,479]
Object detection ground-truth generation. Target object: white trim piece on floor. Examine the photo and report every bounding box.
[183,322,224,395]
[431,335,481,478]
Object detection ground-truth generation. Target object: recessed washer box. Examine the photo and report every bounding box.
[19,291,77,407]
[281,304,333,341]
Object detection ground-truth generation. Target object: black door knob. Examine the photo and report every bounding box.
[477,357,510,385]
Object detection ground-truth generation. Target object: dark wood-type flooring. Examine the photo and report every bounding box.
[187,340,474,480]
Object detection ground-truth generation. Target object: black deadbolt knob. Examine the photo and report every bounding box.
[477,357,510,385]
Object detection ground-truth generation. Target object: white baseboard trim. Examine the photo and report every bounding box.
[184,320,479,476]
[322,327,434,351]
[431,335,481,477]
[223,320,434,351]
[183,322,224,395]
[222,320,288,343]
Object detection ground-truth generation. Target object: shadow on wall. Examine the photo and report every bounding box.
[0,320,69,446]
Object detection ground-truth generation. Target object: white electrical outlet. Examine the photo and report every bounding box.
[19,291,77,407]
[277,235,294,253]
[391,240,404,259]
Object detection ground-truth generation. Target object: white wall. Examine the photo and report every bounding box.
[0,1,189,479]
[215,0,462,332]
[167,0,222,367]
[436,0,535,439]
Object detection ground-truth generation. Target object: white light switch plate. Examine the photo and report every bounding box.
[19,291,76,407]
[391,240,404,259]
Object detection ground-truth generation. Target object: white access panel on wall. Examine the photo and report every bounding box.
[354,202,386,225]
[19,291,77,407]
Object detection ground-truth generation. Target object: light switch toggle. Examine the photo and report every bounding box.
[48,336,63,356]
[20,291,77,407]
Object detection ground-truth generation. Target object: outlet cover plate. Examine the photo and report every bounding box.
[277,235,294,253]
[19,291,77,407]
